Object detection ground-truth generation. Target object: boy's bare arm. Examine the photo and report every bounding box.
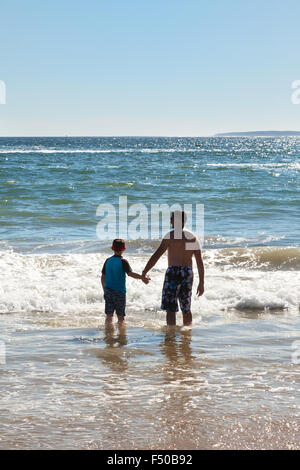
[194,249,204,296]
[142,238,169,275]
[101,274,105,290]
[128,272,150,284]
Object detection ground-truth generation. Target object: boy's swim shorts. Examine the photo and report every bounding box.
[104,287,126,316]
[161,266,193,313]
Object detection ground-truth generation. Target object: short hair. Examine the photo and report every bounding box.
[171,210,187,227]
[112,238,126,251]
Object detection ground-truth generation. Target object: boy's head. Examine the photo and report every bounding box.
[111,238,126,253]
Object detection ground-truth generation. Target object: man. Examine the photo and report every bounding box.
[142,210,204,326]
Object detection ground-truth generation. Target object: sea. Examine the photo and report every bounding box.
[0,136,299,449]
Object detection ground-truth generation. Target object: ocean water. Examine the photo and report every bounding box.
[0,137,299,449]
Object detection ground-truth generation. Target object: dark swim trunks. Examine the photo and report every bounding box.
[161,266,193,314]
[104,287,126,316]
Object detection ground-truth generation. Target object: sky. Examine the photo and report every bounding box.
[0,0,300,136]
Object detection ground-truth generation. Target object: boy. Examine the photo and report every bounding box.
[142,211,204,326]
[101,238,149,324]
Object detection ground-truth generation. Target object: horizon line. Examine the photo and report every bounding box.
[1,131,300,138]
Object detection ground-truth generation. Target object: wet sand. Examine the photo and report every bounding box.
[0,314,299,450]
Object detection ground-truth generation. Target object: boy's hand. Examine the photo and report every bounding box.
[142,275,150,285]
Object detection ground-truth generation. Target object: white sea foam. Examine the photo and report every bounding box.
[206,162,300,170]
[0,250,298,327]
[0,148,195,155]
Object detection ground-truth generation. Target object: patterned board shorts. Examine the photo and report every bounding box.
[104,287,126,316]
[161,266,193,314]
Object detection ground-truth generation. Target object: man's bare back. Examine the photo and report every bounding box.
[142,211,204,326]
[164,229,199,267]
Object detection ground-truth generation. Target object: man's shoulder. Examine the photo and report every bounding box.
[183,230,202,250]
[182,229,198,241]
[162,231,173,241]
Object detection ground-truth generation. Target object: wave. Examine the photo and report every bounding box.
[0,148,197,155]
[0,249,299,318]
[205,246,300,270]
[0,237,290,258]
[2,238,299,270]
[1,149,300,170]
[206,162,300,170]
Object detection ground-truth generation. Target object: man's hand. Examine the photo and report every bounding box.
[196,282,204,296]
[142,275,150,285]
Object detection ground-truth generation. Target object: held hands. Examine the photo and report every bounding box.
[129,271,150,284]
[142,274,150,285]
[141,270,150,284]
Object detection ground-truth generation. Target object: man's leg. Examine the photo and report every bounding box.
[179,268,193,327]
[161,268,179,326]
[166,311,176,326]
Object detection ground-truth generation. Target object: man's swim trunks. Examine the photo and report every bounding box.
[161,266,193,313]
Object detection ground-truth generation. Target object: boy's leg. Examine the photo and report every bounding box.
[104,287,115,323]
[117,314,125,324]
[115,291,126,323]
[166,311,176,326]
[182,311,192,326]
[105,313,114,324]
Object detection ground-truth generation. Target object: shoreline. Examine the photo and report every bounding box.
[1,319,299,450]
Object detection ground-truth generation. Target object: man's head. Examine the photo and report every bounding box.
[111,238,126,254]
[170,210,187,229]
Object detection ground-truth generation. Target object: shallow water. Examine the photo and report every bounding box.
[0,136,299,449]
[1,316,299,450]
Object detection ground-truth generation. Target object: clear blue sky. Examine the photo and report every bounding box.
[0,0,300,136]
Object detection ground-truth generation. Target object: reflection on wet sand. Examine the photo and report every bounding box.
[160,328,195,383]
[95,324,129,372]
[103,323,128,348]
[152,328,208,449]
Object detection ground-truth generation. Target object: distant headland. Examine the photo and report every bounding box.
[215,131,300,137]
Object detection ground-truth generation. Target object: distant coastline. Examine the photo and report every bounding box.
[215,131,300,137]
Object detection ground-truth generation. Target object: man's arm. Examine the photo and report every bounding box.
[142,238,168,276]
[194,249,204,296]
